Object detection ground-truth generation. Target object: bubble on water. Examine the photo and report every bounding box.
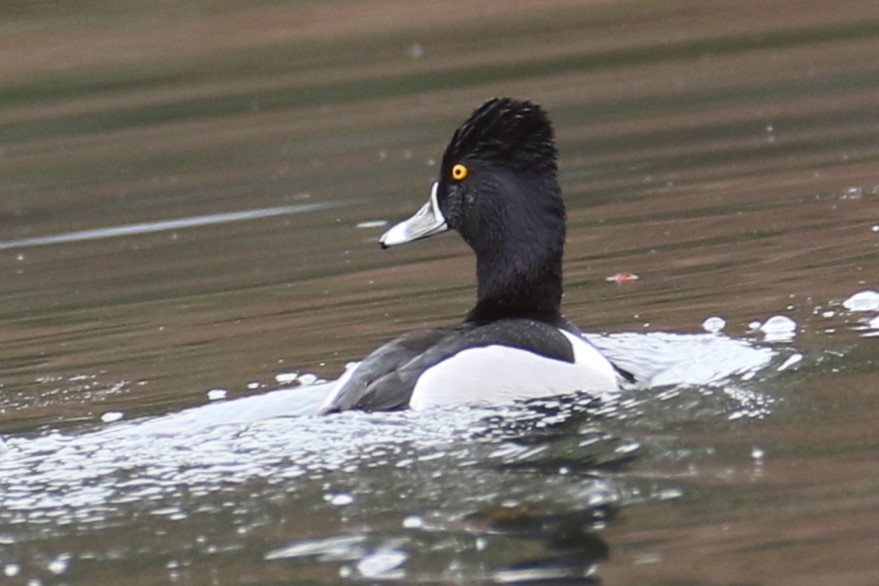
[702,316,726,333]
[759,315,797,342]
[207,389,227,401]
[275,372,298,384]
[4,564,20,577]
[48,553,71,575]
[357,548,407,579]
[842,290,879,312]
[724,385,775,421]
[751,446,765,461]
[100,411,124,423]
[402,515,424,529]
[327,493,354,507]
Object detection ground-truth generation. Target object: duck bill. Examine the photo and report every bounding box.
[379,182,448,248]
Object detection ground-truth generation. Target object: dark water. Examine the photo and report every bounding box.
[2,1,878,584]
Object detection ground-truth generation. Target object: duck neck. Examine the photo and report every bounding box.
[466,243,564,324]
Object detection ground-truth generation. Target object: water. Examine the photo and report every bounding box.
[2,1,879,584]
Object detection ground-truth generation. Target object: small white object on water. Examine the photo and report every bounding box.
[872,225,878,232]
[275,372,298,384]
[702,316,726,333]
[356,220,388,229]
[100,411,124,423]
[843,186,863,199]
[298,373,318,385]
[751,446,765,461]
[326,493,354,507]
[402,515,424,529]
[207,389,227,401]
[48,553,71,575]
[842,290,879,312]
[759,315,797,342]
[357,548,407,579]
[777,353,803,371]
[655,487,683,501]
[633,553,663,565]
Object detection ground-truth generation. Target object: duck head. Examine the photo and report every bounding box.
[380,98,566,323]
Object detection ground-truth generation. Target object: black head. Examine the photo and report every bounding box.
[436,98,566,322]
[435,97,563,241]
[442,97,558,180]
[377,98,568,323]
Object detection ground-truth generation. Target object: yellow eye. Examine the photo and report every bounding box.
[451,163,468,181]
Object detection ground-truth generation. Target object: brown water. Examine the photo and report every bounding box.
[1,1,878,584]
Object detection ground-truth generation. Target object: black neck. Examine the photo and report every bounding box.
[466,244,564,324]
[455,170,566,325]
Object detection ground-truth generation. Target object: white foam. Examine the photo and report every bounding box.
[843,290,879,312]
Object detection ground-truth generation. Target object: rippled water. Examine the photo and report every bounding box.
[2,1,878,584]
[0,330,784,583]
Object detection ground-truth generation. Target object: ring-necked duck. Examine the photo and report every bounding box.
[319,98,622,413]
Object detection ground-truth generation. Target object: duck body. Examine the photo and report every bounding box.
[319,98,622,414]
[321,318,617,412]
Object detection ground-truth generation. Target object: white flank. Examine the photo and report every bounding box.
[408,330,617,410]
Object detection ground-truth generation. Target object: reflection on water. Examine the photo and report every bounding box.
[0,201,351,251]
[1,0,878,584]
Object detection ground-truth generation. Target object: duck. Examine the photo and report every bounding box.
[319,97,623,413]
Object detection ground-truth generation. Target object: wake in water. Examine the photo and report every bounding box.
[0,329,803,582]
[0,331,787,522]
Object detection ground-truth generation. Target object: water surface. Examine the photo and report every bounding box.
[1,1,878,584]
